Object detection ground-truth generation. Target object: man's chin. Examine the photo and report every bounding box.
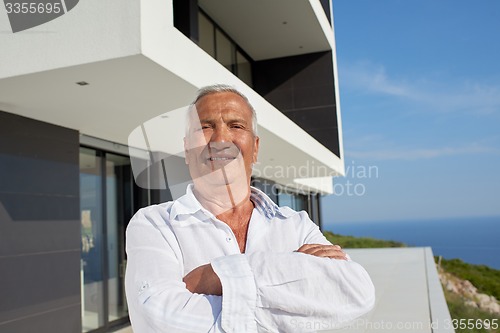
[207,159,235,170]
[194,170,247,187]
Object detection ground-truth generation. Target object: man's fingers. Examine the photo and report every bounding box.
[295,243,320,252]
[295,244,311,253]
[297,243,341,252]
[296,244,347,260]
[308,247,347,260]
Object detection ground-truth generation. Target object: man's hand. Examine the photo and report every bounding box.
[183,264,222,296]
[296,244,347,260]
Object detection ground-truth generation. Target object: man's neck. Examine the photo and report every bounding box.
[217,198,254,254]
[192,182,252,220]
[193,183,254,253]
[215,197,254,227]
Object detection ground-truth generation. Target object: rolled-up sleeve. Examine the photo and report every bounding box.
[248,251,375,332]
[210,251,374,333]
[125,210,224,333]
[211,255,258,332]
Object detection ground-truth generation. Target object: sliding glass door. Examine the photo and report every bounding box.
[80,147,105,332]
[80,147,149,332]
[105,153,131,325]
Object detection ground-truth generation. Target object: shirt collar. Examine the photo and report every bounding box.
[249,186,286,220]
[169,184,287,221]
[169,184,207,221]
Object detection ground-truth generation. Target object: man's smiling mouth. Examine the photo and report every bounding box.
[208,157,236,161]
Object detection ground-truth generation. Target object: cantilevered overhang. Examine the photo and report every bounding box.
[199,0,334,60]
[0,0,343,194]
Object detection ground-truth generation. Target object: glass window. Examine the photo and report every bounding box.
[215,29,234,72]
[309,193,321,226]
[251,177,278,204]
[278,189,310,214]
[197,10,253,83]
[236,50,252,87]
[105,153,132,323]
[198,12,215,57]
[278,192,294,209]
[293,193,308,212]
[80,148,105,332]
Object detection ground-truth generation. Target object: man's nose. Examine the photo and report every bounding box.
[210,126,231,144]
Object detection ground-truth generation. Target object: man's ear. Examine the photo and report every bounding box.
[184,137,189,165]
[253,136,260,163]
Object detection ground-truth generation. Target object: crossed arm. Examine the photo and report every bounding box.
[126,210,375,333]
[184,244,348,296]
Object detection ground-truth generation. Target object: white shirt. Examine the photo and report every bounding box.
[125,185,375,333]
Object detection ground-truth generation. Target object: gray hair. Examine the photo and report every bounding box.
[187,84,258,136]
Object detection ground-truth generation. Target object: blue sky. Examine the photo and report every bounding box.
[321,0,500,227]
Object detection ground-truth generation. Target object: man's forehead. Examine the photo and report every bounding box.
[196,91,243,103]
[197,111,249,122]
[192,98,251,120]
[196,92,251,111]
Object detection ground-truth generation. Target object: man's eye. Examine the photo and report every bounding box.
[231,124,244,129]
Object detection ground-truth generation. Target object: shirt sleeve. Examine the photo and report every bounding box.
[211,252,374,333]
[210,212,375,333]
[300,213,353,260]
[211,255,258,332]
[125,209,225,333]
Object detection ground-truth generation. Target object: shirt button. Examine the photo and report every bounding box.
[226,237,232,242]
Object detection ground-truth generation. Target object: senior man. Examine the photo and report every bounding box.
[125,84,375,333]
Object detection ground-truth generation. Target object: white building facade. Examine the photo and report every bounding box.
[0,1,344,332]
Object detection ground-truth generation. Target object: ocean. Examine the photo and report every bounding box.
[327,216,500,270]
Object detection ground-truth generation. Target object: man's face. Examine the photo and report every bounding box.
[184,92,259,187]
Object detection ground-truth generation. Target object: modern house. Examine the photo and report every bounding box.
[0,0,345,332]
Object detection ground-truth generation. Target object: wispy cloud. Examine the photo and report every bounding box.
[347,143,500,161]
[341,62,414,98]
[340,61,500,115]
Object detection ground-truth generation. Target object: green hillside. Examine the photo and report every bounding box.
[437,258,500,333]
[323,230,406,248]
[439,257,500,301]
